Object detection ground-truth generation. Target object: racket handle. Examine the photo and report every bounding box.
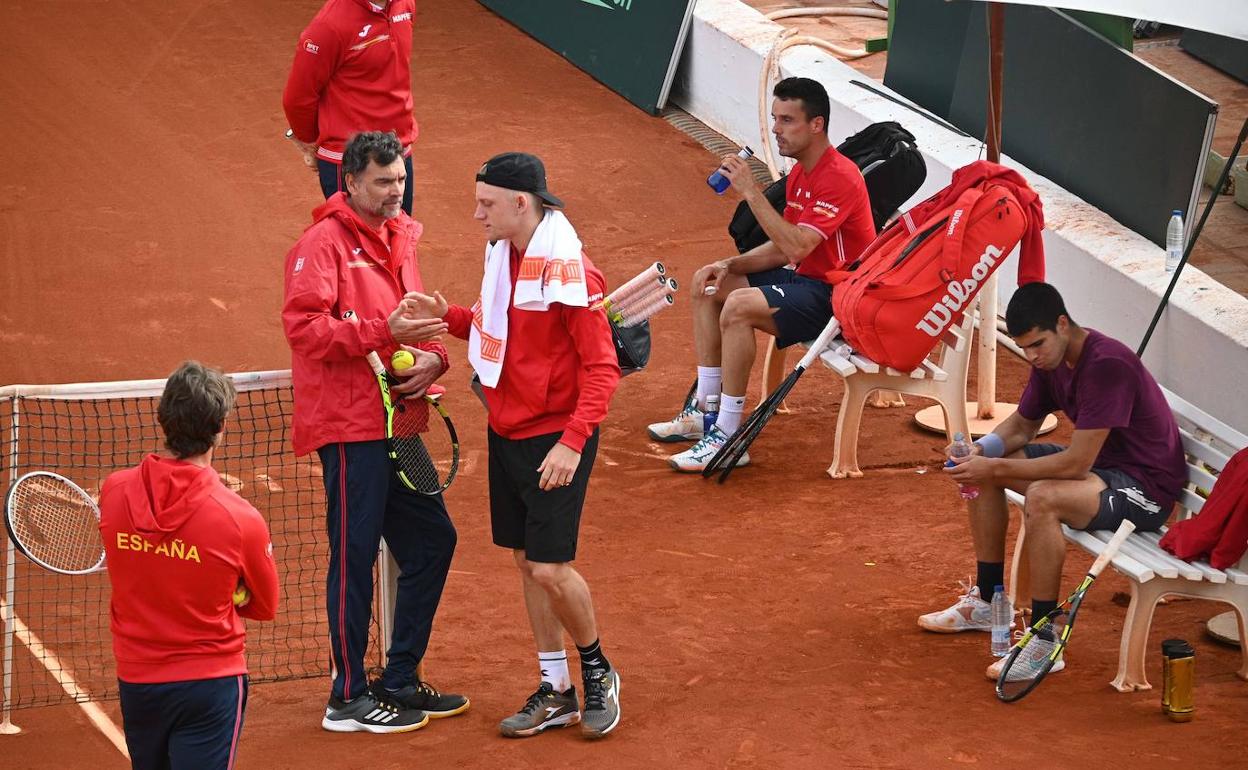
[796,318,842,370]
[365,351,387,376]
[1088,520,1136,578]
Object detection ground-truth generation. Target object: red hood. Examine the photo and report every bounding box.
[312,192,422,259]
[124,454,219,541]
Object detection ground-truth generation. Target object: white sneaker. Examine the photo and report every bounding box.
[668,425,748,472]
[918,581,992,633]
[986,638,1065,681]
[647,404,704,443]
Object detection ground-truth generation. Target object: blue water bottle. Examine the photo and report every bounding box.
[707,147,754,194]
[703,394,719,434]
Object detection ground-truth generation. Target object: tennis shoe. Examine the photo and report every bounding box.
[668,425,748,472]
[987,638,1066,681]
[580,666,621,739]
[322,691,429,733]
[647,404,704,443]
[917,580,992,633]
[498,682,581,738]
[371,679,469,718]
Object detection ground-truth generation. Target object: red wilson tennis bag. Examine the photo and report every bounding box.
[830,161,1044,371]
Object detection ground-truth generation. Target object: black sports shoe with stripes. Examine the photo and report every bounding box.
[371,679,470,718]
[321,690,429,733]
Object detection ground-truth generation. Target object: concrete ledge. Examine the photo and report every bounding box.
[670,0,1248,432]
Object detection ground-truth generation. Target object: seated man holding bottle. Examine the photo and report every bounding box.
[647,76,875,472]
[922,282,1186,678]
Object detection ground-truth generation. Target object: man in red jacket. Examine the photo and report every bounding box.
[282,131,466,733]
[283,0,418,214]
[405,152,622,739]
[99,361,279,770]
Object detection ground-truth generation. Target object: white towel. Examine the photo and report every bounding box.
[469,209,588,388]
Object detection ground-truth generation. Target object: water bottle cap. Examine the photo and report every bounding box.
[1172,210,1182,216]
[953,432,965,441]
[994,584,1005,592]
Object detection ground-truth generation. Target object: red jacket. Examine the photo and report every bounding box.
[1160,446,1248,569]
[99,455,279,684]
[283,192,449,456]
[282,0,417,163]
[445,247,619,452]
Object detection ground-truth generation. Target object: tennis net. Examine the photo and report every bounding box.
[1,370,383,714]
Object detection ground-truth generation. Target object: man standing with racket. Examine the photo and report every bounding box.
[283,130,467,733]
[405,152,623,739]
[98,361,279,770]
[283,0,418,214]
[647,77,875,472]
[926,282,1186,679]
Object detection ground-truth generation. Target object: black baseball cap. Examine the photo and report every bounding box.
[475,152,564,208]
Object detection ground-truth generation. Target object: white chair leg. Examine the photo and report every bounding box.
[760,338,791,414]
[1008,513,1029,611]
[828,377,869,479]
[1112,580,1167,692]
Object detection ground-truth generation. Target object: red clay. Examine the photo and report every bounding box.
[2,1,1246,767]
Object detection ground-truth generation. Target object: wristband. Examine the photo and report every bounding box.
[974,433,1005,458]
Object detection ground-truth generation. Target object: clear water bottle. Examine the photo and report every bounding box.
[703,394,719,434]
[990,585,1012,657]
[707,147,754,194]
[1165,210,1184,273]
[946,432,980,500]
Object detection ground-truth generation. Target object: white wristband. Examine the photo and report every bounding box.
[974,433,1006,458]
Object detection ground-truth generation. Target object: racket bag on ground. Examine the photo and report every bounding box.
[726,120,928,253]
[829,160,1045,372]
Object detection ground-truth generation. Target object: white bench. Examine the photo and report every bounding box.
[759,299,977,478]
[1007,388,1248,692]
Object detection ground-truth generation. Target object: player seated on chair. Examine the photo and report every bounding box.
[921,282,1186,679]
[647,76,876,472]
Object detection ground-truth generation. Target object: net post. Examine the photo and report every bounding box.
[377,542,399,659]
[2,395,23,734]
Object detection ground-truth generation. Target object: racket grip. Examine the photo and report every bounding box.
[796,318,842,370]
[365,351,387,376]
[1088,520,1136,578]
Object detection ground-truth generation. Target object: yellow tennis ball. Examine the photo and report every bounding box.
[391,350,416,371]
[233,585,251,607]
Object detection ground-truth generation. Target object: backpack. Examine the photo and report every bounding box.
[726,121,927,253]
[829,161,1044,372]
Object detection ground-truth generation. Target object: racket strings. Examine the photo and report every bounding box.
[390,397,454,493]
[11,477,103,572]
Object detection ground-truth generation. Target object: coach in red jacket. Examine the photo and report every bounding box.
[100,361,279,770]
[282,131,466,734]
[283,0,418,214]
[405,152,622,740]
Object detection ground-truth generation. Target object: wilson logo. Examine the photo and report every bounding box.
[914,244,1003,337]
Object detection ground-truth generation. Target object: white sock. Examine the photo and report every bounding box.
[696,366,721,410]
[538,650,571,693]
[716,393,747,435]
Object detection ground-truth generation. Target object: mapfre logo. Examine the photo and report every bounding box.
[914,244,1003,337]
[391,12,412,22]
[303,39,319,54]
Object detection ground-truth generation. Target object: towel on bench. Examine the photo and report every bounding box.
[1159,446,1248,569]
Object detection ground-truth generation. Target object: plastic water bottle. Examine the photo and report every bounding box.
[990,585,1012,657]
[703,394,719,434]
[707,147,754,194]
[1165,210,1184,273]
[946,432,980,500]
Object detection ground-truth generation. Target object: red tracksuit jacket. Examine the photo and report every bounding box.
[1160,446,1248,569]
[100,455,279,684]
[283,192,448,456]
[444,246,619,453]
[282,0,417,163]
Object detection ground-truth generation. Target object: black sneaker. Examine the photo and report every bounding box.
[372,679,470,719]
[580,667,620,739]
[498,682,581,738]
[321,691,429,733]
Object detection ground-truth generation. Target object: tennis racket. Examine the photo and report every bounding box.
[996,519,1136,702]
[703,318,841,482]
[4,471,106,575]
[365,352,459,494]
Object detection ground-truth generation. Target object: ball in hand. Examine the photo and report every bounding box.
[391,350,416,372]
[233,585,251,607]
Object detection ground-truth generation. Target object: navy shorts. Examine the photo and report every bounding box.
[746,266,833,348]
[488,428,600,563]
[1024,444,1169,531]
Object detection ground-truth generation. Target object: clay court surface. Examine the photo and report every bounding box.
[2,1,1247,767]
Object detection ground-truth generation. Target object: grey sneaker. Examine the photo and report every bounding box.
[580,667,620,739]
[321,691,429,733]
[498,682,581,738]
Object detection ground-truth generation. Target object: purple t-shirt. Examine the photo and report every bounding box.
[1018,330,1186,511]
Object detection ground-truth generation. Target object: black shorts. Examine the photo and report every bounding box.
[746,266,833,348]
[488,428,599,563]
[1023,443,1169,531]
